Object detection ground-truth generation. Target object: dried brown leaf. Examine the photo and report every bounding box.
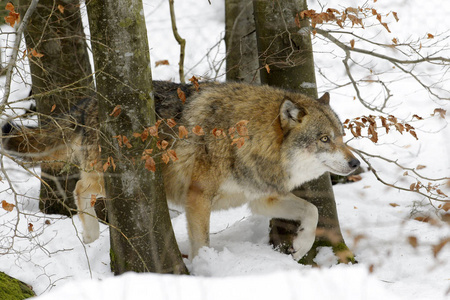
[178,126,189,139]
[1,200,15,212]
[155,59,170,67]
[192,125,205,136]
[177,87,186,104]
[109,105,122,117]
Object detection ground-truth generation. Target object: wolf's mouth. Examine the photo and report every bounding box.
[323,164,355,176]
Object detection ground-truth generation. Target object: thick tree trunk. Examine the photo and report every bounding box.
[18,0,94,216]
[86,0,188,275]
[225,0,260,83]
[252,0,354,264]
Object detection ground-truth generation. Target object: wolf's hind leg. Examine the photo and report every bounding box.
[186,181,212,259]
[249,194,318,260]
[74,172,105,244]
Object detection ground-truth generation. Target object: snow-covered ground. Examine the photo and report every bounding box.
[0,0,449,299]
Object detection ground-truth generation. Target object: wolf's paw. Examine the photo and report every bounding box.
[82,224,100,244]
[291,227,316,260]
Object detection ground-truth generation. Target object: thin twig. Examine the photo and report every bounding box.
[168,0,186,83]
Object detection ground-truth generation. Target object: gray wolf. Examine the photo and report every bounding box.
[2,81,360,260]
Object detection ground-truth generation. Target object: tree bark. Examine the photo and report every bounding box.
[252,0,354,264]
[18,0,94,216]
[86,0,188,275]
[225,0,260,83]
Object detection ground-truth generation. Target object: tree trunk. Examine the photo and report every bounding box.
[225,0,260,83]
[18,0,94,216]
[252,0,354,264]
[86,0,188,275]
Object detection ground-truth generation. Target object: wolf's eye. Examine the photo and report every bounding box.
[320,136,330,143]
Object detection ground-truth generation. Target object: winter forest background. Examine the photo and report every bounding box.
[0,0,449,299]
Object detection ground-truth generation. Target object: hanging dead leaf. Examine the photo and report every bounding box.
[90,194,97,207]
[4,3,20,27]
[409,130,418,140]
[57,4,65,14]
[162,153,170,164]
[177,87,186,104]
[412,114,423,120]
[392,12,399,22]
[389,203,400,207]
[51,104,56,112]
[167,150,178,162]
[159,140,169,150]
[103,161,110,172]
[392,38,398,45]
[1,200,15,212]
[381,22,391,33]
[30,48,44,58]
[28,223,34,232]
[265,64,271,73]
[212,128,226,138]
[416,165,426,170]
[427,33,434,39]
[236,120,249,136]
[231,137,246,149]
[155,59,169,67]
[441,203,450,212]
[408,236,418,248]
[350,39,355,49]
[436,189,448,197]
[166,118,177,128]
[144,157,156,172]
[414,216,430,223]
[122,136,132,149]
[192,125,204,136]
[178,126,189,139]
[432,108,446,119]
[147,125,159,137]
[109,105,122,117]
[189,76,200,91]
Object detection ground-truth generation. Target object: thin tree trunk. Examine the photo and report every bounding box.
[18,0,94,216]
[86,0,188,274]
[252,0,354,264]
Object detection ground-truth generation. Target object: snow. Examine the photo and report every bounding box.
[1,0,449,299]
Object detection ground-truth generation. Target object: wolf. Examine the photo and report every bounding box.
[2,81,360,260]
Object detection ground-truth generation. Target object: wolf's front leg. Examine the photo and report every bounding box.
[74,172,105,244]
[185,181,212,259]
[249,193,318,260]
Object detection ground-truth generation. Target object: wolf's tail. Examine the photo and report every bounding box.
[2,119,77,167]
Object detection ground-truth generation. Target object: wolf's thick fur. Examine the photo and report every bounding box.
[2,81,360,259]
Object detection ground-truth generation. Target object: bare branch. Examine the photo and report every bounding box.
[169,0,186,83]
[0,0,39,114]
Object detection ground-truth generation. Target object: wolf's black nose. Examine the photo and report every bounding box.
[348,158,360,169]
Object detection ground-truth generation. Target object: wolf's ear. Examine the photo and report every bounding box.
[317,92,330,105]
[280,98,307,131]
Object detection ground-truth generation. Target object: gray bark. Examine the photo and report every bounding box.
[225,0,260,83]
[18,0,94,216]
[86,0,188,274]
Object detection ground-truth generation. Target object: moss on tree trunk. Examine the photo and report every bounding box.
[0,272,35,300]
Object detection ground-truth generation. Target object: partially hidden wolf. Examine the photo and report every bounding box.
[2,81,360,260]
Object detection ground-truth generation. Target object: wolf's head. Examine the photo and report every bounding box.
[280,92,360,189]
